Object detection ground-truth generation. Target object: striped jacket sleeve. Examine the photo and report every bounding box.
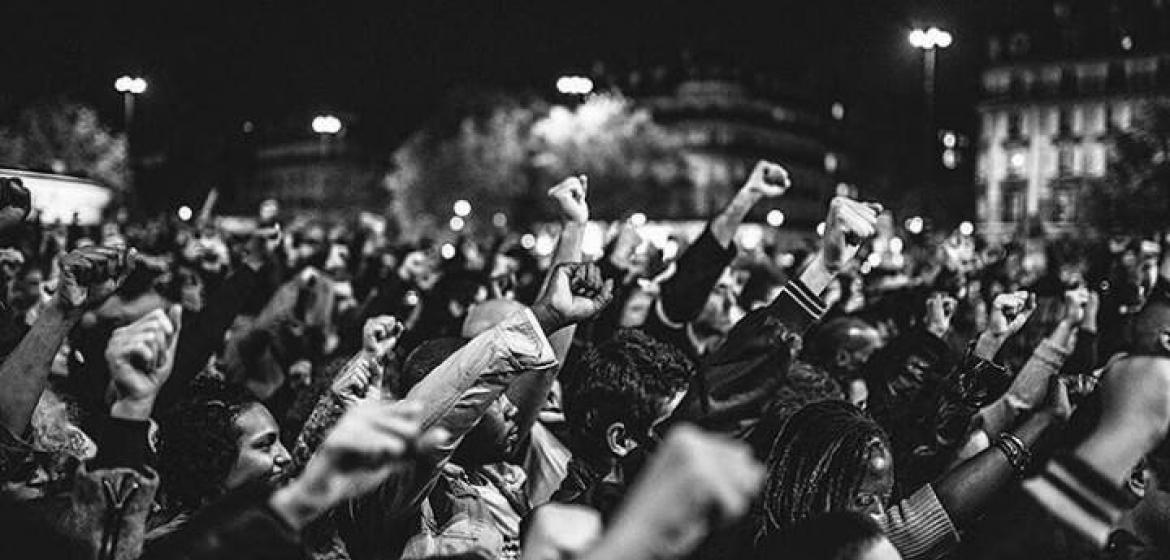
[875,484,959,560]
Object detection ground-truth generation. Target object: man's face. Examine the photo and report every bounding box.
[620,289,654,328]
[848,440,895,516]
[458,394,521,465]
[695,271,739,334]
[224,404,292,489]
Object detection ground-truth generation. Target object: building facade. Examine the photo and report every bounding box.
[977,0,1170,241]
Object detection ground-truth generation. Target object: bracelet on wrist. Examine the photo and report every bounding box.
[994,431,1033,477]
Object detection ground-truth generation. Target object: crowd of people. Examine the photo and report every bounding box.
[1,159,1170,560]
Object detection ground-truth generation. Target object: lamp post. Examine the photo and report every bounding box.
[311,114,342,197]
[908,27,952,189]
[114,75,147,195]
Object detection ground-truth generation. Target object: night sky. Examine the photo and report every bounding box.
[1,1,987,197]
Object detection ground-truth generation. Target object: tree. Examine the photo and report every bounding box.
[1086,101,1170,237]
[0,99,127,191]
[384,89,688,236]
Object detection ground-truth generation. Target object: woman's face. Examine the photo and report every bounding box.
[849,440,895,516]
[223,404,291,489]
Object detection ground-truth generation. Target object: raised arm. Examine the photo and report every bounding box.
[654,161,790,327]
[0,246,132,436]
[505,177,591,447]
[670,197,881,439]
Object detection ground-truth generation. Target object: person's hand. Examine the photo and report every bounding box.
[821,197,881,271]
[741,160,791,199]
[106,305,183,420]
[1082,290,1100,334]
[548,175,589,224]
[1063,287,1090,327]
[590,425,763,560]
[925,292,958,339]
[974,291,1035,360]
[0,177,32,231]
[987,291,1035,339]
[362,315,402,363]
[269,399,448,530]
[55,246,135,311]
[523,504,603,560]
[531,262,614,333]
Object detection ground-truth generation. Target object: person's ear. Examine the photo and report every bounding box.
[605,422,638,458]
[1127,464,1151,499]
[448,301,466,318]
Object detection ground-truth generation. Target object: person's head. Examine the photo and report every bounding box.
[562,329,693,469]
[694,268,743,336]
[804,318,882,379]
[399,337,520,465]
[756,511,902,560]
[1130,300,1170,357]
[157,380,291,513]
[760,400,894,538]
[619,283,656,328]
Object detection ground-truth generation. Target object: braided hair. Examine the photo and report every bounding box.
[758,400,890,540]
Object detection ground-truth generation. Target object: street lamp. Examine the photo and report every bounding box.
[556,75,594,96]
[908,27,952,189]
[311,114,343,135]
[114,75,147,196]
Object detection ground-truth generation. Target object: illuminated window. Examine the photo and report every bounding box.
[1008,151,1027,177]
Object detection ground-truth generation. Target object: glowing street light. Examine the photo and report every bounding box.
[556,75,594,95]
[766,210,786,227]
[114,75,148,194]
[908,26,952,189]
[959,221,975,236]
[311,114,343,135]
[115,75,148,95]
[905,216,925,235]
[449,216,465,232]
[453,199,472,217]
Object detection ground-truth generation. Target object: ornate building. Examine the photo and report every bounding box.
[625,65,862,232]
[977,0,1170,241]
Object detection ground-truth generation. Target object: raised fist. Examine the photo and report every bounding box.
[55,246,135,310]
[548,175,589,224]
[362,315,402,362]
[1063,287,1090,327]
[988,291,1035,339]
[742,160,791,199]
[822,197,881,270]
[0,177,32,231]
[532,262,614,333]
[597,425,764,559]
[272,400,449,529]
[106,305,182,419]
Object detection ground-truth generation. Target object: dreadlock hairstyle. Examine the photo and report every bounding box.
[758,400,890,541]
[155,377,261,515]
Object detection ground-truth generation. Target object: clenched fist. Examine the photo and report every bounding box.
[548,175,589,224]
[822,197,881,271]
[55,246,135,310]
[106,305,183,419]
[741,160,791,199]
[531,262,614,334]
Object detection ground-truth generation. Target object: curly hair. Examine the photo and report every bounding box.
[562,329,693,456]
[156,378,260,514]
[758,400,890,540]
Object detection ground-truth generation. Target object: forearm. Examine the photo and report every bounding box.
[797,252,836,296]
[934,411,1058,526]
[0,299,80,434]
[708,190,761,248]
[657,228,737,324]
